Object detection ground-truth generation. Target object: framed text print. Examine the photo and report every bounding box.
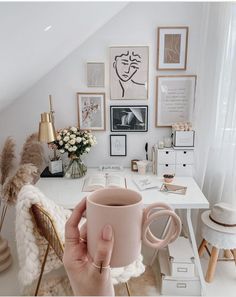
[77,92,106,130]
[156,75,196,127]
[110,46,149,100]
[110,134,127,156]
[157,27,188,70]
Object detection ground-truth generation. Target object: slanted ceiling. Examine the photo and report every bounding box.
[0,1,128,112]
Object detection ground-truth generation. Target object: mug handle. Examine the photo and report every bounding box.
[142,203,182,249]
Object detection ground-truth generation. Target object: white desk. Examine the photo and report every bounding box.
[36,168,209,295]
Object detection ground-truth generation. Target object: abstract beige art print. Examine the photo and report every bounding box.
[157,27,188,70]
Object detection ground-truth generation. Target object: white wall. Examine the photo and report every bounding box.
[0,2,204,167]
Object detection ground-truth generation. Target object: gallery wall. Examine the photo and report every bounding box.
[0,2,204,167]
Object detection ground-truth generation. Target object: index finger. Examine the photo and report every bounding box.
[65,197,86,245]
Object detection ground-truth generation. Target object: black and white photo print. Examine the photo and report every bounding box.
[110,105,148,132]
[110,46,149,100]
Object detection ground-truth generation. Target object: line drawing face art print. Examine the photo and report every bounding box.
[110,46,149,100]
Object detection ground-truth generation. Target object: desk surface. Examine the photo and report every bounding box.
[36,168,209,209]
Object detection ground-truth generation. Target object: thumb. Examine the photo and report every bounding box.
[92,225,114,270]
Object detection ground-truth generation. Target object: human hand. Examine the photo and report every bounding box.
[63,198,114,296]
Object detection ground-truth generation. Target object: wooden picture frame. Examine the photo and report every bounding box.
[110,134,127,156]
[156,75,196,127]
[110,105,148,132]
[87,62,105,87]
[110,46,149,100]
[157,27,188,70]
[77,92,106,130]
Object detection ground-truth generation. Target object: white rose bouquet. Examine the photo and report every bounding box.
[53,127,96,178]
[54,127,97,158]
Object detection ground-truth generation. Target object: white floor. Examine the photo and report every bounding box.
[1,207,235,296]
[0,237,236,296]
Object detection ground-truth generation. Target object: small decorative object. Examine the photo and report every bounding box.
[163,173,175,183]
[77,92,106,131]
[164,137,172,148]
[160,183,187,195]
[54,127,96,178]
[156,76,196,127]
[145,142,148,160]
[158,140,165,149]
[157,27,188,70]
[110,134,127,157]
[136,160,149,175]
[131,159,139,172]
[110,46,149,100]
[87,62,105,87]
[48,159,63,174]
[110,105,148,132]
[172,121,192,131]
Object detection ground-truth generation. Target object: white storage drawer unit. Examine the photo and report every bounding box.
[157,148,194,176]
[157,164,176,176]
[176,164,193,176]
[158,249,201,296]
[158,150,176,164]
[176,150,194,164]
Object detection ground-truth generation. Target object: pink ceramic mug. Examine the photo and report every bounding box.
[86,188,181,267]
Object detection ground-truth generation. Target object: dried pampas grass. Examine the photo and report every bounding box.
[20,133,45,174]
[0,137,16,185]
[2,164,38,205]
[0,163,37,231]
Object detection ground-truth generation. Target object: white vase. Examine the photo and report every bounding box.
[0,235,12,272]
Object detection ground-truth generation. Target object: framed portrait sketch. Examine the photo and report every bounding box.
[87,62,105,87]
[110,134,127,156]
[157,27,188,70]
[156,75,196,127]
[110,46,149,100]
[77,92,106,130]
[110,105,148,132]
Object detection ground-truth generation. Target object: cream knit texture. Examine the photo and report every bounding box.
[16,184,145,288]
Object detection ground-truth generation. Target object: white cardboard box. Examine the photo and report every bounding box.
[158,249,201,296]
[173,131,195,147]
[168,237,195,277]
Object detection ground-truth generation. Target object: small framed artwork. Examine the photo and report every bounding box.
[110,134,127,156]
[77,92,106,130]
[110,105,148,132]
[157,27,188,70]
[156,75,196,127]
[110,46,149,100]
[87,62,105,87]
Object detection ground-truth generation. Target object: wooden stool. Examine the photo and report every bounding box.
[199,211,236,283]
[198,239,236,282]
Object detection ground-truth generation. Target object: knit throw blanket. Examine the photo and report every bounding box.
[16,184,72,286]
[16,185,145,288]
